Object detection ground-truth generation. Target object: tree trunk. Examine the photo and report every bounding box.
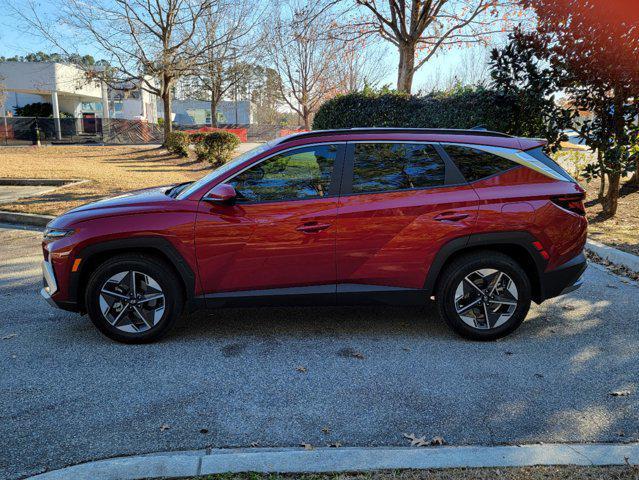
[397,42,416,94]
[603,171,620,217]
[633,155,639,187]
[597,151,606,202]
[302,106,311,130]
[162,91,172,142]
[210,97,218,127]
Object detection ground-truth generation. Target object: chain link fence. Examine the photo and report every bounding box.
[0,117,164,146]
[0,117,307,146]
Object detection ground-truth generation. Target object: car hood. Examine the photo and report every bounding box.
[49,185,175,228]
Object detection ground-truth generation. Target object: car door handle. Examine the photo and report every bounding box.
[296,222,331,233]
[434,212,470,222]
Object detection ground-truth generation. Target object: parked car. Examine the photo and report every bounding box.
[41,128,587,343]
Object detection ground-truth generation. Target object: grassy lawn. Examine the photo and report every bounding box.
[0,145,211,216]
[582,178,639,256]
[553,149,639,255]
[157,465,639,480]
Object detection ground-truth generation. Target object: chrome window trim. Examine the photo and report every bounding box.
[440,142,570,182]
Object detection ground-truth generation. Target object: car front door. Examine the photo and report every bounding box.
[335,141,480,291]
[195,143,345,301]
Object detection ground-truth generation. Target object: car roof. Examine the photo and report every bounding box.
[276,128,545,151]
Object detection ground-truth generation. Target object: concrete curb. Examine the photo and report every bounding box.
[586,239,639,274]
[26,443,639,480]
[0,211,53,227]
[0,178,85,187]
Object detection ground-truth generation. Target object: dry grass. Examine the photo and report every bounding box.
[160,465,639,480]
[0,145,211,216]
[583,177,639,256]
[554,149,639,256]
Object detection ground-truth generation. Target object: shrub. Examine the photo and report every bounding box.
[194,131,240,167]
[164,131,190,157]
[312,85,568,151]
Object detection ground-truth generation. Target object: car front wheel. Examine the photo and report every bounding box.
[436,251,532,340]
[85,254,183,343]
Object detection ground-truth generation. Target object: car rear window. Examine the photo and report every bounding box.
[444,145,515,182]
[351,143,445,194]
[525,147,575,182]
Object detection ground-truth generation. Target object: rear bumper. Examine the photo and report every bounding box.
[539,252,587,301]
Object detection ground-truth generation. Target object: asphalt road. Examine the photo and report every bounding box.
[1,224,638,479]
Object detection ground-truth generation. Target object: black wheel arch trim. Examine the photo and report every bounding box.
[423,231,547,299]
[68,237,196,309]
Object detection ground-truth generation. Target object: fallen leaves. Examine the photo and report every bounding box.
[321,426,331,434]
[609,390,631,397]
[403,433,447,447]
[337,347,366,359]
[160,424,170,431]
[295,366,307,373]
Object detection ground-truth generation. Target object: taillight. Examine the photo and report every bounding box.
[551,194,586,216]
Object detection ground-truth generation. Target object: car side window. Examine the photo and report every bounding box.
[351,143,445,194]
[444,145,515,182]
[226,144,338,203]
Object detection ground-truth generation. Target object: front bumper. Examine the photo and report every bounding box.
[539,252,587,301]
[40,260,61,308]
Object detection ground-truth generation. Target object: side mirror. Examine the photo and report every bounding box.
[203,184,237,205]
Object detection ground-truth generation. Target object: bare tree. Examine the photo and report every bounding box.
[266,1,343,129]
[418,46,492,92]
[334,41,390,92]
[192,0,264,126]
[351,0,521,93]
[11,0,232,139]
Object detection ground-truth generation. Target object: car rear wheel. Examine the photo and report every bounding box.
[85,254,183,343]
[436,251,531,340]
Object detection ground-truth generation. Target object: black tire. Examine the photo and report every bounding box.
[436,250,531,341]
[85,254,184,343]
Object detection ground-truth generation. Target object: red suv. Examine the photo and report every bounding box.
[41,128,587,343]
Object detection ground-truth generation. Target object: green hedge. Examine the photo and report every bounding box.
[194,131,240,167]
[312,86,565,149]
[164,131,190,157]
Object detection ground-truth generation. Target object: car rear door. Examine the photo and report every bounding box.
[195,143,345,300]
[335,141,480,291]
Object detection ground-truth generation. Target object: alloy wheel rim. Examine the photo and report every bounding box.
[99,270,165,333]
[454,268,518,330]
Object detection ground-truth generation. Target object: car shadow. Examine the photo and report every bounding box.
[173,303,453,341]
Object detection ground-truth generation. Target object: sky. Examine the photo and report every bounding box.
[0,1,507,93]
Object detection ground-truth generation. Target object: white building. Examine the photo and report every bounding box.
[157,99,253,125]
[0,61,109,139]
[109,78,159,123]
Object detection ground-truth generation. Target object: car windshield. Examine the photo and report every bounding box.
[176,141,276,199]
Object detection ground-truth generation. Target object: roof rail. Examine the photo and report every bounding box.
[278,127,512,143]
